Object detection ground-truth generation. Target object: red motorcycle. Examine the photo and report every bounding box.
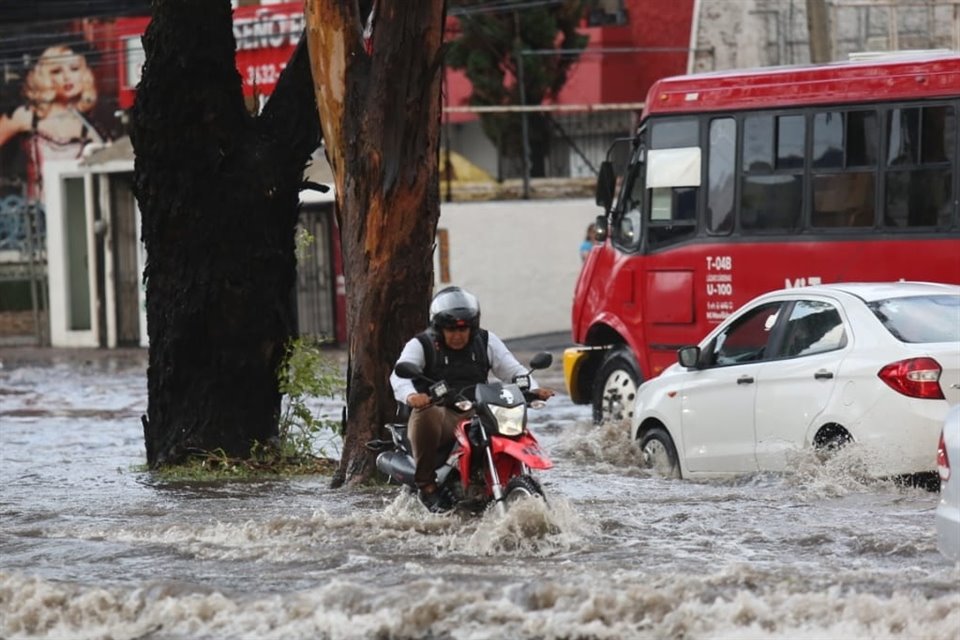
[371,352,554,513]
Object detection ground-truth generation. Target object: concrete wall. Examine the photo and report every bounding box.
[437,198,596,340]
[692,0,959,74]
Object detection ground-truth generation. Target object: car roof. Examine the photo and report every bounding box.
[766,281,960,303]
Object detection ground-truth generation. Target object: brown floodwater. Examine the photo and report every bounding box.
[0,351,957,639]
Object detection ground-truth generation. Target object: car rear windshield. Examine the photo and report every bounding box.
[867,295,960,343]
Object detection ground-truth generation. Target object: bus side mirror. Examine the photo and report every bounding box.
[594,214,608,242]
[678,346,700,369]
[595,160,615,211]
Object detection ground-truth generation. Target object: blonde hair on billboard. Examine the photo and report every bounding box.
[24,45,97,119]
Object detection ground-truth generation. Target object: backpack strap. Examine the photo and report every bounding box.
[473,328,490,375]
[415,330,437,374]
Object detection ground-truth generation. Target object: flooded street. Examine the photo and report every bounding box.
[1,349,958,639]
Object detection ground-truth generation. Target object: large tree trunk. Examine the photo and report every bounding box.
[305,1,447,486]
[131,0,320,466]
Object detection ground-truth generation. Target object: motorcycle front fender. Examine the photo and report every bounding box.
[490,432,553,470]
[454,422,473,483]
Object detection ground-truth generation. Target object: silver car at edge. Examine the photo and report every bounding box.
[936,403,960,562]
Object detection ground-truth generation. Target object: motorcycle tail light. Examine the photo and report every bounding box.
[938,431,951,482]
[877,357,945,399]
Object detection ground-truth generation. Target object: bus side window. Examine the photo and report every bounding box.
[740,113,803,233]
[884,105,955,229]
[645,119,701,249]
[649,186,696,222]
[811,110,878,229]
[707,118,735,234]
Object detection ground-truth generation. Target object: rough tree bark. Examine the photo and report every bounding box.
[131,0,320,466]
[304,1,447,486]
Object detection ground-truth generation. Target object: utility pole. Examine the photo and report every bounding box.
[514,10,531,200]
[806,0,832,63]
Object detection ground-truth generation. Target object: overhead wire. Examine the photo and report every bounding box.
[0,1,593,86]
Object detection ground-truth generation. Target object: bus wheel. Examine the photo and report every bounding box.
[639,426,680,479]
[592,347,641,425]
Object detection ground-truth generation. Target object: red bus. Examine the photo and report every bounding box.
[564,51,960,424]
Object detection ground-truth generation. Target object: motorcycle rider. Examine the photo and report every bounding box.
[390,286,555,513]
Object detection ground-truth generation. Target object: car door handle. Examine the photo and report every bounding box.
[737,375,754,385]
[814,370,834,380]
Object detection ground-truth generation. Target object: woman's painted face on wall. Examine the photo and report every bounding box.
[45,54,85,101]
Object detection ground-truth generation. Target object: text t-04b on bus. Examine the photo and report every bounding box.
[565,51,960,425]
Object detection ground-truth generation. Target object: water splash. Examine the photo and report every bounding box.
[551,419,646,472]
[3,569,957,640]
[784,445,911,499]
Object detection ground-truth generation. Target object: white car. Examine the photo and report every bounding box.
[632,282,960,480]
[936,404,960,561]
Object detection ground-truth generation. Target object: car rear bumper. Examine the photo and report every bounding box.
[850,398,948,475]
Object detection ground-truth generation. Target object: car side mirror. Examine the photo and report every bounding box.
[678,346,700,369]
[595,160,615,211]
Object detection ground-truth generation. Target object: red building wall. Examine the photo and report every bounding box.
[109,1,696,115]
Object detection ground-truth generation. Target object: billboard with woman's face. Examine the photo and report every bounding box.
[0,27,120,252]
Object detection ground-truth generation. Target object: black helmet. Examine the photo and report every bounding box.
[430,286,480,331]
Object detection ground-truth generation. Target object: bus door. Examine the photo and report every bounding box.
[640,142,701,376]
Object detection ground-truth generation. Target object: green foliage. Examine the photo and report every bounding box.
[277,336,345,454]
[447,0,590,174]
[294,226,315,262]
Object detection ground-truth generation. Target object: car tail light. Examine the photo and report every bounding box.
[877,357,945,399]
[938,432,951,482]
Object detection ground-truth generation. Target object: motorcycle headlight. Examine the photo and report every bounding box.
[491,404,525,436]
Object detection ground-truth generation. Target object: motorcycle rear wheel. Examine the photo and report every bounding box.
[504,475,545,505]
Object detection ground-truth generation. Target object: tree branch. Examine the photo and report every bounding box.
[260,34,322,161]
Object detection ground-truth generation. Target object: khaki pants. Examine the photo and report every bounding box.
[408,405,470,488]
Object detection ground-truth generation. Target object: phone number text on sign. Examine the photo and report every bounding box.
[245,63,286,89]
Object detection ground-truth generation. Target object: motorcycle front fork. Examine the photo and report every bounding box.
[475,419,530,515]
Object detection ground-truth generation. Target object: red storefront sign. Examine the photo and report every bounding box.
[114,2,309,108]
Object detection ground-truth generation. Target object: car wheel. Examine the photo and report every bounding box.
[813,424,852,459]
[639,426,680,479]
[592,347,641,425]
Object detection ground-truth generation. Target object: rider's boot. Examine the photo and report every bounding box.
[418,483,453,513]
